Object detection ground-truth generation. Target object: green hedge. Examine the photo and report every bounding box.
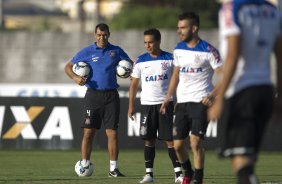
[108,4,218,30]
[109,5,181,30]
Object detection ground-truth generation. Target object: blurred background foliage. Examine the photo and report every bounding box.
[0,0,221,32]
[109,0,220,30]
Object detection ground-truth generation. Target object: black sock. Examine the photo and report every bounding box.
[168,147,182,177]
[144,146,155,177]
[194,168,204,183]
[180,159,194,178]
[237,165,258,184]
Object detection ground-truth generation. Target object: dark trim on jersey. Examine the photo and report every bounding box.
[71,43,130,63]
[175,39,216,53]
[174,39,221,60]
[232,0,272,27]
[135,50,173,64]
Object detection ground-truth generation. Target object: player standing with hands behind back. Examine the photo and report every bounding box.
[160,12,222,184]
[65,23,132,177]
[208,0,282,183]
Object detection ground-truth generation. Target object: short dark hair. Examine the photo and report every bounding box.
[144,28,161,42]
[178,12,200,27]
[95,23,110,33]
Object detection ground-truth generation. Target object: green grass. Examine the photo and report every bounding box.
[0,150,281,184]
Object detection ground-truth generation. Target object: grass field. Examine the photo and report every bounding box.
[0,149,281,184]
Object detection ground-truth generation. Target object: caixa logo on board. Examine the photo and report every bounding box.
[0,106,73,140]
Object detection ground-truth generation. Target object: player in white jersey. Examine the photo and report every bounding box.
[208,0,282,183]
[128,28,183,183]
[160,12,223,184]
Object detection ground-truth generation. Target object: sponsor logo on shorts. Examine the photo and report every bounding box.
[199,131,204,135]
[140,125,147,136]
[85,117,91,125]
[173,126,177,136]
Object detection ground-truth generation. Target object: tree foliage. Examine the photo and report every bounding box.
[108,0,220,30]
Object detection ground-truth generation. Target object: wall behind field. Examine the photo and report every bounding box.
[0,29,219,85]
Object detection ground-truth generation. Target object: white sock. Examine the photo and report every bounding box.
[81,159,90,167]
[174,167,182,173]
[110,160,117,171]
[146,168,153,173]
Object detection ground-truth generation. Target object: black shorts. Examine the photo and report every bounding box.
[218,85,274,158]
[173,102,208,140]
[139,102,174,141]
[82,88,120,130]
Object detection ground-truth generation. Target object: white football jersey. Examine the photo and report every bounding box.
[131,51,173,105]
[219,1,282,98]
[174,40,222,103]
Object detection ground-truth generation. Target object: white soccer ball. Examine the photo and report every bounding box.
[116,60,133,78]
[74,160,94,177]
[72,62,90,78]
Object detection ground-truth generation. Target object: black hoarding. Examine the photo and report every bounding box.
[0,97,281,150]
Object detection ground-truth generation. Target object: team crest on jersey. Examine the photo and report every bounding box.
[194,54,202,63]
[109,50,117,58]
[161,61,169,70]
